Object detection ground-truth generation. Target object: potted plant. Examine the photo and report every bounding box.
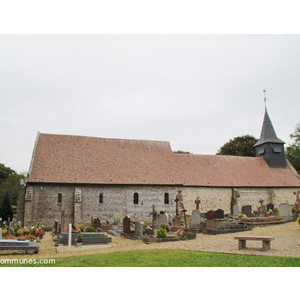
[76,232,83,247]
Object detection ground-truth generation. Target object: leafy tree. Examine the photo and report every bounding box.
[0,164,26,206]
[286,123,300,174]
[0,191,14,222]
[216,135,258,157]
[173,150,192,154]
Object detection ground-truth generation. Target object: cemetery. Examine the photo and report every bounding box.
[1,189,300,259]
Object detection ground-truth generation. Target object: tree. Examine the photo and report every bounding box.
[173,150,192,154]
[0,164,26,206]
[216,135,258,157]
[0,191,14,222]
[286,123,300,174]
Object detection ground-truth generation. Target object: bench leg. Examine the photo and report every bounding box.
[238,240,246,250]
[262,241,271,251]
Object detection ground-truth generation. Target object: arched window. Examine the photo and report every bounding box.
[164,193,169,204]
[99,193,103,204]
[133,192,139,204]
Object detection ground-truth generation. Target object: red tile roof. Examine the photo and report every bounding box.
[28,133,300,187]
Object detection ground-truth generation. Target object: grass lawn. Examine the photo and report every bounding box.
[4,249,300,267]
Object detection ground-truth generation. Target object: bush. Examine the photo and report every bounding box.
[156,228,167,238]
[30,227,37,235]
[112,213,123,225]
[84,226,95,232]
[238,214,247,219]
[16,228,24,236]
[186,232,196,240]
[77,223,85,231]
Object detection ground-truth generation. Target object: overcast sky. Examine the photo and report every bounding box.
[1,34,300,173]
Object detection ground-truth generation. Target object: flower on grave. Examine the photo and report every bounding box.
[268,209,273,214]
[35,228,45,239]
[23,230,30,235]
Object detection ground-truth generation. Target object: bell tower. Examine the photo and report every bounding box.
[254,91,286,168]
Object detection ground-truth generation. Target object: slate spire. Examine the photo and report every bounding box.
[254,106,286,168]
[254,108,285,147]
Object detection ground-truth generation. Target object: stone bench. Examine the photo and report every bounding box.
[234,236,275,251]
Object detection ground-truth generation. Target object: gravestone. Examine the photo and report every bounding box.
[232,205,239,218]
[9,222,15,236]
[242,205,252,217]
[96,217,101,228]
[214,209,224,219]
[266,203,274,212]
[207,210,215,220]
[54,219,58,235]
[134,222,144,238]
[123,216,131,233]
[190,210,201,229]
[156,213,168,228]
[278,203,293,221]
[168,213,173,226]
[144,228,152,236]
[174,215,181,227]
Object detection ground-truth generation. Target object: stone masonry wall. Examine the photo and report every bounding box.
[21,183,299,229]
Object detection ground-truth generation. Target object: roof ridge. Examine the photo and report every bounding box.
[39,132,170,145]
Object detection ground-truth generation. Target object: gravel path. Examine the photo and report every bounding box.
[2,222,300,260]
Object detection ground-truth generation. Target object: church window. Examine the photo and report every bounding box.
[164,193,169,204]
[133,193,139,204]
[99,193,103,204]
[58,193,62,204]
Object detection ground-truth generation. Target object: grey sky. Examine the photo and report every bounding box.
[1,34,300,173]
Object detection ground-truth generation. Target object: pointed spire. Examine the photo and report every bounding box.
[254,108,285,147]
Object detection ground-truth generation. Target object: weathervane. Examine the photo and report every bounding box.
[263,89,267,108]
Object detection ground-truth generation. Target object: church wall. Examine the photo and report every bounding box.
[22,184,298,229]
[180,187,232,213]
[23,184,75,229]
[234,187,296,213]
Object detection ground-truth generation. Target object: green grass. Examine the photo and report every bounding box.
[3,249,300,267]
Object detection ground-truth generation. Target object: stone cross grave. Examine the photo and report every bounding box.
[294,189,300,211]
[174,196,181,227]
[195,197,200,210]
[60,210,65,234]
[181,206,188,229]
[150,205,157,236]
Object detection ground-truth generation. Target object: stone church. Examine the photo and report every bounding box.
[18,108,300,229]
